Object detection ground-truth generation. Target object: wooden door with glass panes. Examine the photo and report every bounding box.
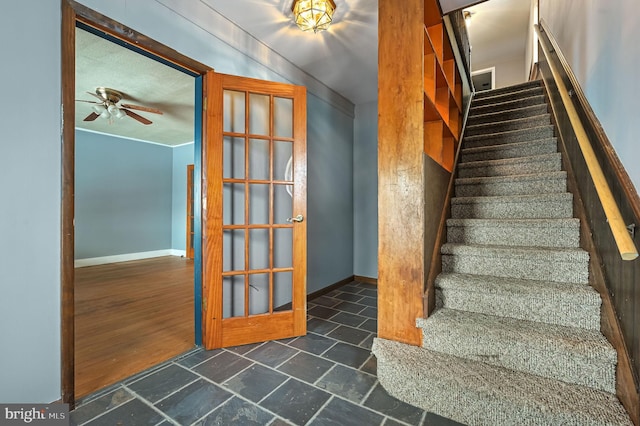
[203,71,307,349]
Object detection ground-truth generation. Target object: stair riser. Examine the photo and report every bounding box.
[461,140,557,162]
[466,115,551,137]
[455,177,567,197]
[447,223,579,247]
[436,288,600,330]
[421,329,615,393]
[470,95,546,115]
[467,105,549,126]
[458,157,561,178]
[451,198,573,219]
[464,126,555,149]
[441,253,589,284]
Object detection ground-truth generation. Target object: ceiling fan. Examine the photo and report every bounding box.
[76,87,163,125]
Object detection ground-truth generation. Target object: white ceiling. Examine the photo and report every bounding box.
[203,0,379,106]
[74,0,530,145]
[464,0,532,67]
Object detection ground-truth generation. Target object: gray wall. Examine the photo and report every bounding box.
[75,131,173,258]
[0,0,61,402]
[473,55,527,90]
[354,101,378,278]
[540,0,640,193]
[0,0,355,402]
[171,143,194,251]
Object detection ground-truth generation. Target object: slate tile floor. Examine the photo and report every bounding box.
[71,281,463,426]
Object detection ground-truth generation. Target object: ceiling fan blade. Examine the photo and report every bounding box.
[83,112,100,122]
[121,103,163,115]
[76,99,101,104]
[124,109,152,125]
[86,91,104,101]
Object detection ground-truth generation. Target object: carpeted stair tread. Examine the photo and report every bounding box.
[463,125,556,149]
[372,338,631,426]
[457,152,562,178]
[435,272,601,329]
[417,308,616,393]
[441,243,589,284]
[466,114,551,137]
[467,104,549,126]
[471,88,545,109]
[451,192,573,219]
[446,217,580,248]
[470,94,546,116]
[460,138,558,162]
[473,80,542,98]
[454,171,567,197]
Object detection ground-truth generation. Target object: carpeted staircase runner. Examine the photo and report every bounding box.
[372,80,632,425]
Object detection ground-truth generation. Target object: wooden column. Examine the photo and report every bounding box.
[377,0,426,345]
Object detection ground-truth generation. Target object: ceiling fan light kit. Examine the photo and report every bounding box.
[76,87,163,125]
[292,0,336,33]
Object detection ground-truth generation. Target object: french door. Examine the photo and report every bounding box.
[203,71,307,348]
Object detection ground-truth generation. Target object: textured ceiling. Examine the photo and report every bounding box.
[75,27,195,146]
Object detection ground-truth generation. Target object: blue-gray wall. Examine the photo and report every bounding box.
[171,143,195,251]
[307,96,355,293]
[0,0,356,402]
[354,101,378,278]
[0,0,61,403]
[75,131,173,258]
[540,0,640,193]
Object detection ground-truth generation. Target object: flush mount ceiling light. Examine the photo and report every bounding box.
[463,10,474,26]
[292,0,337,33]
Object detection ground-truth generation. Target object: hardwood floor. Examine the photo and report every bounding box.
[75,256,195,398]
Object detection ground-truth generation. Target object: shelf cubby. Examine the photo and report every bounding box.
[422,0,463,170]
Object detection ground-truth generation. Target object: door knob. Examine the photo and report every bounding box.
[286,214,304,223]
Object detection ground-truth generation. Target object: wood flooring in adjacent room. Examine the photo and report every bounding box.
[75,256,195,398]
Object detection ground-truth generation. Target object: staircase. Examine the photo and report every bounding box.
[372,81,632,425]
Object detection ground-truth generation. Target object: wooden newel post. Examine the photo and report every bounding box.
[377,0,426,346]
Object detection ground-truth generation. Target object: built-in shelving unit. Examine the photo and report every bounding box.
[423,0,462,172]
[378,0,465,345]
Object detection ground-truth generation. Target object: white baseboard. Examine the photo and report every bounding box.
[75,249,187,268]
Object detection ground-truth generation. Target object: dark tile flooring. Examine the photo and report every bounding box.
[71,281,462,426]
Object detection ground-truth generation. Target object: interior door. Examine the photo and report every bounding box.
[203,71,307,349]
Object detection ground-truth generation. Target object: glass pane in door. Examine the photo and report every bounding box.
[223,275,245,318]
[274,97,293,138]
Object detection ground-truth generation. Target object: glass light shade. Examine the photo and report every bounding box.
[108,104,126,119]
[292,0,336,33]
[92,104,106,114]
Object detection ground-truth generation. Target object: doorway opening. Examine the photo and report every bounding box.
[62,0,211,406]
[73,24,199,397]
[471,66,495,92]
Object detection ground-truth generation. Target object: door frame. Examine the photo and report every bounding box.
[61,0,213,407]
[471,66,496,92]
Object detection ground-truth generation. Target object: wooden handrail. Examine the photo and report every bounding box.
[535,24,638,261]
